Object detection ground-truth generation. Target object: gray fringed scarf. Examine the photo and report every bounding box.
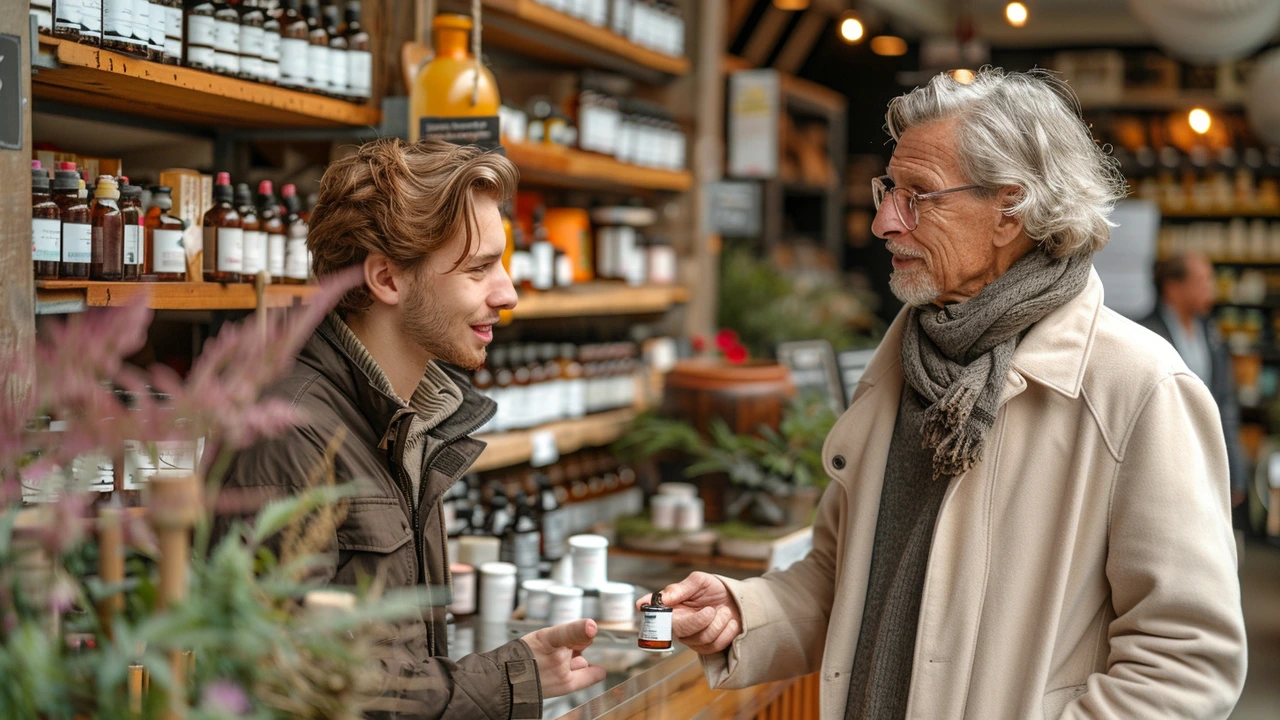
[901,250,1092,479]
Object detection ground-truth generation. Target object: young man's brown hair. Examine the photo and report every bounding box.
[307,137,519,316]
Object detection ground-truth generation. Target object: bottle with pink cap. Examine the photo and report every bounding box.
[202,172,244,283]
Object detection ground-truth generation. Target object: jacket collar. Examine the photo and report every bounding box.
[300,321,495,447]
[859,265,1104,401]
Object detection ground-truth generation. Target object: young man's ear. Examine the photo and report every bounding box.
[364,254,402,307]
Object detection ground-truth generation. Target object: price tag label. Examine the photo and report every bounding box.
[530,430,560,469]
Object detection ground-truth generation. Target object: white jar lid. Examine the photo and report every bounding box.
[657,482,698,498]
[568,534,609,550]
[479,562,518,576]
[599,582,634,596]
[548,584,585,597]
[522,578,556,592]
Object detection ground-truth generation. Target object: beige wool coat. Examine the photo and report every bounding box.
[703,269,1247,719]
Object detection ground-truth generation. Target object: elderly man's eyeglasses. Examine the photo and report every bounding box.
[871,175,982,231]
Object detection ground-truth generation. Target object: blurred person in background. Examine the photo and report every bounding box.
[1141,253,1248,516]
[645,69,1247,720]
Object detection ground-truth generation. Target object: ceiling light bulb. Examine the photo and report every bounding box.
[840,16,865,44]
[1005,2,1029,28]
[871,36,908,57]
[1189,108,1212,134]
[773,0,809,10]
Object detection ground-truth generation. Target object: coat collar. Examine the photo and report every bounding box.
[858,265,1104,402]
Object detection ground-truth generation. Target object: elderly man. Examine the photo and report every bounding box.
[644,69,1247,719]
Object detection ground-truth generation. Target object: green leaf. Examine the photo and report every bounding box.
[251,483,359,545]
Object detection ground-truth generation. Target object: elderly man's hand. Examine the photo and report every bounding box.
[636,571,743,655]
[520,619,607,698]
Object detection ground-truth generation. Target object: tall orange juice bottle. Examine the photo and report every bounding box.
[408,14,501,146]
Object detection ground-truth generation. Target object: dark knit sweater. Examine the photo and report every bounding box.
[844,384,953,719]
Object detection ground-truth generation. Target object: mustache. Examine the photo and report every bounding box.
[885,242,926,260]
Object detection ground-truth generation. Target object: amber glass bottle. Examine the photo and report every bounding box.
[408,14,500,143]
[145,186,187,281]
[32,161,62,281]
[302,0,329,93]
[186,0,217,69]
[235,183,266,281]
[203,172,243,283]
[119,181,145,281]
[278,0,308,87]
[344,1,370,99]
[281,183,309,284]
[53,163,90,279]
[90,175,125,281]
[257,180,286,281]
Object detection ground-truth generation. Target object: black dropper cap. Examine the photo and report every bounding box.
[234,182,254,208]
[32,164,50,191]
[121,183,142,199]
[53,166,80,192]
[344,1,362,24]
[149,186,174,210]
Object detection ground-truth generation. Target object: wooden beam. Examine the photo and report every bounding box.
[725,0,756,48]
[1,0,36,443]
[688,0,727,340]
[772,8,828,75]
[741,5,790,68]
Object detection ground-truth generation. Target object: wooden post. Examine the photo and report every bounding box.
[1,0,36,473]
[149,475,201,720]
[686,0,727,340]
[97,506,126,640]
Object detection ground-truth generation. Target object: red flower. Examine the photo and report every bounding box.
[691,335,707,353]
[725,344,749,365]
[715,329,740,351]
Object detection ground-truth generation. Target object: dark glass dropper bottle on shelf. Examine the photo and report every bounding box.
[53,163,91,279]
[119,179,145,281]
[203,172,243,283]
[32,161,61,280]
[144,186,187,282]
[90,175,125,281]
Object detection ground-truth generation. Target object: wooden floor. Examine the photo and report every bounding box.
[1230,539,1280,720]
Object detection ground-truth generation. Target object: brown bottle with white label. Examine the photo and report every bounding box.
[119,179,145,281]
[202,172,243,283]
[145,186,187,282]
[90,175,125,281]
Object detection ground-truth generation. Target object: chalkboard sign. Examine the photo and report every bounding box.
[777,340,843,410]
[706,181,762,237]
[0,33,22,151]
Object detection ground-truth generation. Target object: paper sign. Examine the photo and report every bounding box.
[530,430,560,468]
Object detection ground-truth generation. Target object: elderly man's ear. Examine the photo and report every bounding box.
[993,187,1027,249]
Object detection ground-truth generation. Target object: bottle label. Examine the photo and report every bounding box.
[328,48,348,93]
[55,0,81,33]
[132,0,150,44]
[514,530,542,569]
[419,116,502,152]
[152,228,186,273]
[213,226,244,273]
[531,243,555,291]
[285,235,308,280]
[261,28,280,62]
[579,105,620,156]
[163,7,182,56]
[62,222,91,264]
[639,610,672,642]
[214,19,240,72]
[123,225,142,266]
[240,24,265,59]
[542,508,567,560]
[307,43,330,90]
[102,0,135,43]
[148,1,165,48]
[241,230,267,275]
[567,378,587,417]
[33,218,62,262]
[279,37,308,85]
[267,233,286,276]
[348,50,372,97]
[187,15,215,67]
[80,0,102,39]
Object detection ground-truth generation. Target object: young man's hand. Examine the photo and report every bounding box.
[636,571,743,655]
[520,619,607,698]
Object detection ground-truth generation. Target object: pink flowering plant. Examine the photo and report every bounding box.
[0,269,425,719]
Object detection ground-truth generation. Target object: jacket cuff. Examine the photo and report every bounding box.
[506,640,543,719]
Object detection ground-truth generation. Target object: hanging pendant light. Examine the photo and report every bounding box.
[1128,0,1280,64]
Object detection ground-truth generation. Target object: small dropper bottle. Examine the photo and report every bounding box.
[639,591,673,651]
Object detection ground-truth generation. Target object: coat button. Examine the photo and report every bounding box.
[832,455,846,470]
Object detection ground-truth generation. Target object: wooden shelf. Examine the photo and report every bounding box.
[722,55,847,117]
[505,142,692,192]
[442,0,689,79]
[32,35,381,129]
[472,407,638,472]
[35,281,319,313]
[1159,207,1280,219]
[507,283,688,322]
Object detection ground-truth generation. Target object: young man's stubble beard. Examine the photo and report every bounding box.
[400,270,488,371]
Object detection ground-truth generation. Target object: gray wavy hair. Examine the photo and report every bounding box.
[885,68,1128,258]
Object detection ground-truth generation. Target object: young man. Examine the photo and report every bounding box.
[218,138,605,718]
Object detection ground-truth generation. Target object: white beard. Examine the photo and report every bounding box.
[889,266,941,306]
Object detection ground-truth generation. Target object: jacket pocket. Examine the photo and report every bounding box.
[335,497,414,585]
[1043,683,1088,720]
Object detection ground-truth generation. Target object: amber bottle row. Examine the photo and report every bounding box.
[32,161,312,284]
[33,0,372,101]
